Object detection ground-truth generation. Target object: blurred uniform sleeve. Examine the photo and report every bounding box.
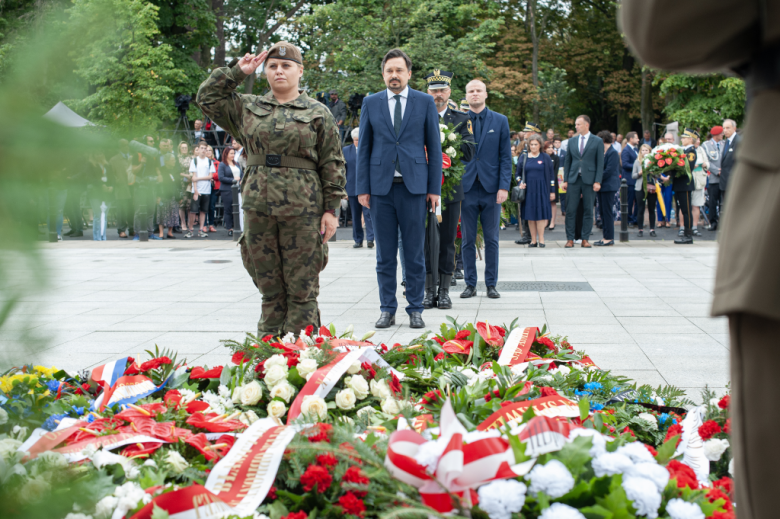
[619,1,761,72]
[196,64,249,147]
[315,112,347,212]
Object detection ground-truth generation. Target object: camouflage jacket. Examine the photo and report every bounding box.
[196,65,346,216]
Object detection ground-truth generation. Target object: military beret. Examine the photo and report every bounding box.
[425,69,454,89]
[266,41,302,65]
[710,125,723,136]
[681,128,700,140]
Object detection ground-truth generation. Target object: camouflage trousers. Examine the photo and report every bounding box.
[240,210,328,336]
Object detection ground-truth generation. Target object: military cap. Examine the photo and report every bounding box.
[523,121,541,133]
[329,90,338,95]
[266,41,302,65]
[460,98,469,111]
[710,125,723,136]
[447,99,459,111]
[681,128,700,140]
[424,69,454,89]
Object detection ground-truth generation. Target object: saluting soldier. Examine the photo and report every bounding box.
[196,42,346,336]
[423,70,475,309]
[674,128,698,244]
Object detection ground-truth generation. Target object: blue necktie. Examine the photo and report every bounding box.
[393,95,402,136]
[473,114,481,145]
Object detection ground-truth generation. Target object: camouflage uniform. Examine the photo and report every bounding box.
[196,45,346,336]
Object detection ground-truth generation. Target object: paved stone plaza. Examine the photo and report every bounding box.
[1,240,729,397]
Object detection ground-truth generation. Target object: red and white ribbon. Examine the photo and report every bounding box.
[130,484,236,519]
[477,395,580,431]
[497,327,537,366]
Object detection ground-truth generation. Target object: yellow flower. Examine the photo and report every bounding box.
[0,374,39,393]
[34,366,58,378]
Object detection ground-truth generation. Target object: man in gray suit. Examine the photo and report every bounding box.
[562,115,604,248]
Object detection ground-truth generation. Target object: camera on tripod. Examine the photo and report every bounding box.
[175,94,192,117]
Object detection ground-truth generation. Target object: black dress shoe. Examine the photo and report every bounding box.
[528,242,538,248]
[437,275,453,309]
[593,240,614,246]
[649,230,656,237]
[409,312,425,329]
[353,242,363,248]
[173,226,182,233]
[514,238,531,245]
[454,270,464,280]
[486,286,500,298]
[708,223,718,231]
[376,312,395,328]
[460,285,477,298]
[367,241,374,248]
[69,231,83,237]
[637,230,643,237]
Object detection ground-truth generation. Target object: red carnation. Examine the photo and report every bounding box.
[300,464,332,492]
[304,325,314,336]
[251,343,259,349]
[561,339,573,350]
[315,337,325,344]
[434,352,445,361]
[338,491,366,517]
[75,382,91,395]
[723,418,731,434]
[433,336,445,346]
[707,487,733,512]
[307,423,333,443]
[666,460,699,489]
[360,362,376,379]
[254,360,266,374]
[421,390,442,405]
[496,327,506,337]
[261,334,274,342]
[137,356,172,372]
[455,330,471,340]
[317,453,338,468]
[164,389,182,407]
[281,512,307,519]
[714,476,734,497]
[283,352,299,368]
[535,336,556,351]
[718,395,730,410]
[190,365,223,379]
[389,374,402,395]
[709,512,735,519]
[698,420,722,441]
[231,351,246,365]
[540,387,558,397]
[343,466,370,496]
[380,343,389,353]
[665,423,683,447]
[267,486,277,500]
[644,444,658,457]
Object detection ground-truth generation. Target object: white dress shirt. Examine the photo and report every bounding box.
[387,86,409,177]
[611,141,621,153]
[577,132,592,177]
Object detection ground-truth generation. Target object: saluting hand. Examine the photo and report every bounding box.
[238,51,269,75]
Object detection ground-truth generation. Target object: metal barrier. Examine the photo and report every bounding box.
[619,179,629,243]
[232,184,240,242]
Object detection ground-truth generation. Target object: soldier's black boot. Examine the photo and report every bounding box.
[423,274,437,309]
[437,275,453,309]
[674,227,694,245]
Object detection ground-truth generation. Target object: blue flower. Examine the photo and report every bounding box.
[86,414,96,423]
[70,406,85,416]
[46,380,61,392]
[42,413,66,431]
[583,382,603,391]
[590,402,604,411]
[658,413,671,425]
[611,387,621,393]
[672,419,678,425]
[574,389,592,397]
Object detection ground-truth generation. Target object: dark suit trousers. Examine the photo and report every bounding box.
[221,189,234,230]
[597,191,616,240]
[348,196,374,243]
[369,183,426,315]
[636,191,657,230]
[426,201,461,276]
[674,191,693,231]
[565,178,595,241]
[707,183,722,224]
[729,313,780,519]
[462,182,501,287]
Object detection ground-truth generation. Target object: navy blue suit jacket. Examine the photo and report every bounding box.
[356,89,442,196]
[462,108,512,193]
[343,144,358,196]
[601,147,621,192]
[620,144,638,180]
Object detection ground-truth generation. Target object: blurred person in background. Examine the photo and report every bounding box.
[594,130,620,246]
[206,145,220,233]
[621,131,640,226]
[192,119,204,143]
[131,140,161,240]
[176,141,192,233]
[702,126,724,231]
[217,147,242,236]
[188,142,212,238]
[109,139,133,239]
[157,152,180,239]
[633,144,666,237]
[656,131,676,228]
[516,135,554,247]
[544,140,560,231]
[86,152,113,241]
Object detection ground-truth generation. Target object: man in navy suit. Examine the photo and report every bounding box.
[459,80,512,300]
[621,131,640,226]
[357,49,442,329]
[562,115,604,247]
[344,128,374,248]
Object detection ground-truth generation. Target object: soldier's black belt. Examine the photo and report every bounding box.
[247,153,318,171]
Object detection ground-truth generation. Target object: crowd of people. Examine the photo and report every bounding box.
[44,127,247,241]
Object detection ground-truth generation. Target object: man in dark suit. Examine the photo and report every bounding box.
[719,118,740,199]
[641,130,656,148]
[459,80,512,300]
[357,49,442,329]
[423,70,474,309]
[344,128,374,249]
[621,131,640,225]
[562,115,604,248]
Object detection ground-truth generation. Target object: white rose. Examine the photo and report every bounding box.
[338,416,355,425]
[448,132,458,142]
[347,362,362,375]
[0,438,22,461]
[300,395,328,420]
[19,477,50,503]
[143,459,157,468]
[446,146,457,158]
[637,413,659,430]
[440,131,446,143]
[267,400,287,418]
[270,381,296,403]
[439,123,447,130]
[335,388,357,410]
[297,358,318,378]
[265,354,288,369]
[0,407,8,425]
[163,450,189,474]
[381,398,401,415]
[36,451,68,469]
[704,439,730,461]
[264,364,288,387]
[299,347,315,360]
[239,381,263,406]
[357,406,377,418]
[347,374,370,400]
[371,378,392,400]
[95,496,118,519]
[239,410,260,425]
[232,387,241,404]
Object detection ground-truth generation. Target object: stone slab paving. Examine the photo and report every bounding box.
[0,240,728,399]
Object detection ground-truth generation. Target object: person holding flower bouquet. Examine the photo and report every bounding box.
[673,128,699,244]
[422,70,475,310]
[632,144,667,237]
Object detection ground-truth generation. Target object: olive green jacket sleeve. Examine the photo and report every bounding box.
[196,64,249,148]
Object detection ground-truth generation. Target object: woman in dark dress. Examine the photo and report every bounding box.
[544,140,560,230]
[594,130,621,246]
[517,135,555,247]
